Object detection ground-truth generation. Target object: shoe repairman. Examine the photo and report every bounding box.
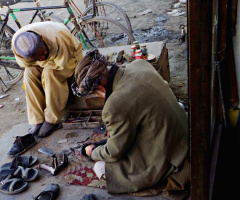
[8,21,83,156]
[73,49,190,199]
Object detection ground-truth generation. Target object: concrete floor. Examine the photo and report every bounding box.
[0,123,169,200]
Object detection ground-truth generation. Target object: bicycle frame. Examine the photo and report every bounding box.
[0,0,135,89]
[0,1,90,51]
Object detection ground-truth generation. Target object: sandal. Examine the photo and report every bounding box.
[13,166,39,182]
[0,174,28,195]
[1,166,38,182]
[34,183,59,200]
[1,155,38,170]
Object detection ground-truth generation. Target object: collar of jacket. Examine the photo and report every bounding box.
[105,64,119,102]
[113,67,125,91]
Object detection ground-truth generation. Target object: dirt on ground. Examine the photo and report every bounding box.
[0,0,187,137]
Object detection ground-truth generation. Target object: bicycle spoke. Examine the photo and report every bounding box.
[0,23,23,85]
[0,62,23,85]
[80,16,135,48]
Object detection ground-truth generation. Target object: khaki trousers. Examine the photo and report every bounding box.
[24,66,74,125]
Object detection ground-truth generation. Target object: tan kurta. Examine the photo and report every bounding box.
[91,60,189,193]
[12,21,83,124]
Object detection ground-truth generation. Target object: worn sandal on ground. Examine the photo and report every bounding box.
[0,166,39,182]
[0,174,28,195]
[1,155,38,170]
[13,166,39,182]
[33,183,59,200]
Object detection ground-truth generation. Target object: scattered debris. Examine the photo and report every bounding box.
[167,9,185,16]
[155,15,168,25]
[179,25,186,43]
[58,139,68,144]
[172,11,185,17]
[0,93,9,99]
[180,0,187,3]
[172,0,187,9]
[0,105,3,108]
[167,9,179,15]
[110,33,124,43]
[139,9,152,16]
[15,97,20,101]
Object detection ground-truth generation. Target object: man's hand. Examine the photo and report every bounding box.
[85,144,96,156]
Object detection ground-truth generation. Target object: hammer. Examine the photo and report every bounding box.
[38,147,68,176]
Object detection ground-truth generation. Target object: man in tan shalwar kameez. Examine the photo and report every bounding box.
[8,21,82,156]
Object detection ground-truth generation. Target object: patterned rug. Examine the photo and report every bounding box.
[64,132,107,189]
[64,132,164,196]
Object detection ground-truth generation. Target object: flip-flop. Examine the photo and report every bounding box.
[1,155,38,170]
[33,183,59,200]
[0,166,39,182]
[0,174,28,195]
[12,166,39,182]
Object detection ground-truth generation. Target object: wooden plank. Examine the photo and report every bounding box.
[188,0,212,199]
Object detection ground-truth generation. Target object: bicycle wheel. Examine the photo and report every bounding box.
[0,60,24,86]
[0,23,15,50]
[83,2,132,33]
[72,16,135,49]
[0,23,24,86]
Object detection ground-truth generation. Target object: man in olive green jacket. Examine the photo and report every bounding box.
[75,49,190,198]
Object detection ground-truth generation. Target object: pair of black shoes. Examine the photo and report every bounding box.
[7,122,62,157]
[28,121,62,138]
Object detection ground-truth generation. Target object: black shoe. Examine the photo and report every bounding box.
[28,123,43,135]
[7,134,37,157]
[34,183,59,200]
[81,194,98,200]
[38,121,62,138]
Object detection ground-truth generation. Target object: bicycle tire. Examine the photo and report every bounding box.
[83,2,133,33]
[71,16,135,49]
[0,23,15,50]
[0,23,24,85]
[0,60,24,86]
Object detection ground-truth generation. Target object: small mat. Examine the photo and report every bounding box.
[64,132,164,196]
[64,132,107,189]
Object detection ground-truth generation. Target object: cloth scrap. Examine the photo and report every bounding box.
[93,161,105,179]
[139,9,152,16]
[0,94,9,99]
